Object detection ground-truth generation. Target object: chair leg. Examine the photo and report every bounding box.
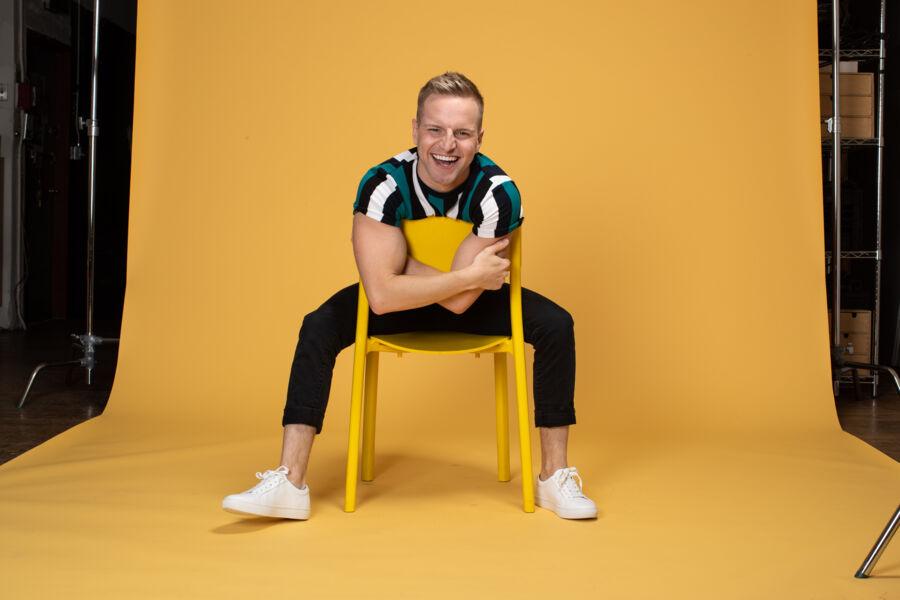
[361,352,379,482]
[345,344,368,512]
[494,354,511,482]
[512,344,535,513]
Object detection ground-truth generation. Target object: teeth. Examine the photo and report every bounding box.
[433,154,458,162]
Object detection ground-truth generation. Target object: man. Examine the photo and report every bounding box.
[222,72,597,520]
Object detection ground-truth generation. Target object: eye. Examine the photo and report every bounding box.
[427,127,441,133]
[456,131,471,138]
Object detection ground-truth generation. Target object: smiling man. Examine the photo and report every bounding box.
[222,72,597,521]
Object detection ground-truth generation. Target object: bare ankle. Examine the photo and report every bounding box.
[283,467,306,488]
[540,465,567,480]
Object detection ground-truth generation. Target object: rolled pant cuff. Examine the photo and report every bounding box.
[534,410,576,429]
[282,407,325,434]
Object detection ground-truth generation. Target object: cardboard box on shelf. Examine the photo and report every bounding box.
[820,94,873,118]
[820,116,874,139]
[819,61,860,73]
[828,309,872,334]
[839,330,871,354]
[819,72,874,96]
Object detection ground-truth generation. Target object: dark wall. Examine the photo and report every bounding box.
[65,4,136,325]
[21,1,136,327]
[880,2,900,366]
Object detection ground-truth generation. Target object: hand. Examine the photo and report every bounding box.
[467,238,511,290]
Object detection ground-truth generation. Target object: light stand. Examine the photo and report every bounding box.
[18,0,118,408]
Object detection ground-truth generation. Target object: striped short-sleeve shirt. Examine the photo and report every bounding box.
[353,148,524,238]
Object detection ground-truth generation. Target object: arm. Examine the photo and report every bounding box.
[403,232,512,314]
[352,213,510,315]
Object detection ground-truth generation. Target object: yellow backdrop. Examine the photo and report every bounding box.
[1,1,898,598]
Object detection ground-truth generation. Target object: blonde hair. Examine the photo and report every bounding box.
[416,72,484,127]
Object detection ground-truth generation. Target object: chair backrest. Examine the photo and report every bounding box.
[402,217,472,271]
[401,217,522,277]
[354,217,523,334]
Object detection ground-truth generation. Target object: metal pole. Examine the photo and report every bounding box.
[856,505,900,578]
[831,0,842,396]
[85,0,101,381]
[872,0,886,395]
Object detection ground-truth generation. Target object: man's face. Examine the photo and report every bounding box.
[412,94,484,192]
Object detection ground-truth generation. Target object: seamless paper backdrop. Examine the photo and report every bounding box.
[1,1,898,598]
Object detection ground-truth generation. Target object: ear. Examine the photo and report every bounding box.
[412,118,419,145]
[477,128,484,150]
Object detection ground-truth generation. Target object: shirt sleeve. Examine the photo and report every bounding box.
[471,178,524,238]
[353,167,406,227]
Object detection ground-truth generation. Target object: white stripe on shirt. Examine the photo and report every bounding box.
[411,156,436,217]
[366,176,398,220]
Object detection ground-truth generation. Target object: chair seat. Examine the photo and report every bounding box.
[369,332,511,355]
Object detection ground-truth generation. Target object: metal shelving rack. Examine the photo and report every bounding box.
[820,0,887,396]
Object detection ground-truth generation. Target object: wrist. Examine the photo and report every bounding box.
[457,265,479,291]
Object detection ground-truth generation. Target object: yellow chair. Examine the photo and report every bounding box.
[344,217,535,513]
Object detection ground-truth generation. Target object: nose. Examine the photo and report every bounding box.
[441,128,457,151]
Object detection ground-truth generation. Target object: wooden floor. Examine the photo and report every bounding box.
[2,320,899,464]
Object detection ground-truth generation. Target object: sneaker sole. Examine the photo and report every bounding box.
[222,498,310,520]
[535,495,597,519]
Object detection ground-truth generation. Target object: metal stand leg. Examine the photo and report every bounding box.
[856,505,900,578]
[17,334,119,408]
[18,360,84,409]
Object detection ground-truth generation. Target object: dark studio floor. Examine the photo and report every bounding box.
[1,320,899,464]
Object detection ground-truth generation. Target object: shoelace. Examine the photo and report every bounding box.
[555,467,586,499]
[248,465,289,495]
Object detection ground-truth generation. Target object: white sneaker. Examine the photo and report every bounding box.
[222,466,310,520]
[535,466,598,519]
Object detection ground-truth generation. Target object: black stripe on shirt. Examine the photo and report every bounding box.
[356,169,388,215]
[493,184,513,236]
[468,174,494,227]
[381,188,405,225]
[481,164,506,179]
[469,187,485,231]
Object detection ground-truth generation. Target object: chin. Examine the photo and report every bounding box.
[430,169,456,185]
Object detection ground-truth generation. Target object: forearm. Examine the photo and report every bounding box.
[369,267,476,315]
[403,257,483,313]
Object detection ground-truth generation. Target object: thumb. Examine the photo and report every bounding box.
[480,237,510,256]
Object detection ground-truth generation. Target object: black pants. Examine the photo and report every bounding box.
[282,283,576,433]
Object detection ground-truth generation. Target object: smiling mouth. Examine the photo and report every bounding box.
[431,153,459,168]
